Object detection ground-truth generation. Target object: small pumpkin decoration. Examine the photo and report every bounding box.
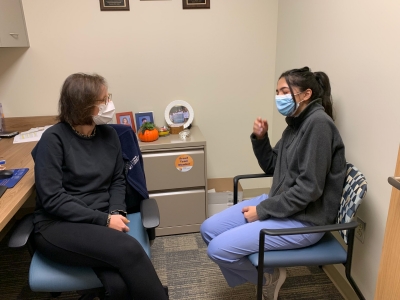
[138,122,159,142]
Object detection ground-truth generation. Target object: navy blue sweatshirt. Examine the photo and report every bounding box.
[32,122,126,227]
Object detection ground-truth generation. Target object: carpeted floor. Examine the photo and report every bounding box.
[0,231,344,300]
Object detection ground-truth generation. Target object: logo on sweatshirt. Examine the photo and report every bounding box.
[127,155,139,170]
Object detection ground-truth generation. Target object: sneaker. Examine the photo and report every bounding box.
[262,267,287,300]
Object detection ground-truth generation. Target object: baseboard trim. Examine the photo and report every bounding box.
[323,265,359,300]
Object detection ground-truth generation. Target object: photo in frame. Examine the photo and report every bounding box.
[165,100,194,129]
[100,0,130,11]
[135,112,154,130]
[182,0,210,9]
[116,112,136,132]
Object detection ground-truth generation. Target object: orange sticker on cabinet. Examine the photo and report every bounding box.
[175,155,194,172]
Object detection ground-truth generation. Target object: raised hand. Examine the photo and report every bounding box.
[253,117,268,139]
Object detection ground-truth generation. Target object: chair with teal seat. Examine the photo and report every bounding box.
[8,125,163,299]
[10,205,158,296]
[233,162,367,300]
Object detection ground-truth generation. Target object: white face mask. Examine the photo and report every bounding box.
[92,101,115,125]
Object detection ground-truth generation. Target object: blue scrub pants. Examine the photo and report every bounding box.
[200,194,324,287]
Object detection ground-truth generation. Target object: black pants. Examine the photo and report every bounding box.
[34,221,168,300]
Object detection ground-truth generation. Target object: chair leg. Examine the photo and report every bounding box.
[347,275,365,300]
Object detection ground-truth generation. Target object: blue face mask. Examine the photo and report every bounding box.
[275,94,296,116]
[275,92,304,116]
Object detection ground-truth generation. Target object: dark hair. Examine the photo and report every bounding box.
[280,67,333,120]
[57,73,107,126]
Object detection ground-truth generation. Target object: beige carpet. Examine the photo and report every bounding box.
[151,233,344,300]
[0,231,344,299]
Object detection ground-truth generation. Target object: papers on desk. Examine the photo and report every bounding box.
[13,125,52,144]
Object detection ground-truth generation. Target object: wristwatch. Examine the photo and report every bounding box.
[110,210,127,217]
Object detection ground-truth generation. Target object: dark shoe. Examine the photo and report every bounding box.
[78,293,96,300]
[78,292,104,300]
[163,285,169,299]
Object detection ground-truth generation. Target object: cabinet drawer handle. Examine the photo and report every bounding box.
[9,33,19,37]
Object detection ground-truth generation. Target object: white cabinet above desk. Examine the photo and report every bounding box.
[0,0,29,47]
[139,126,207,236]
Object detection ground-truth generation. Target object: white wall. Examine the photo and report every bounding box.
[274,0,400,298]
[0,0,278,187]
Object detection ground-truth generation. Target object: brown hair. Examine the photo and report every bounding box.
[57,73,107,126]
[280,67,334,120]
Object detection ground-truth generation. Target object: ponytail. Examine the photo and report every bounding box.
[314,72,333,120]
[280,67,334,120]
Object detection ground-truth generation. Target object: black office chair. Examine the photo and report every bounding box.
[8,124,164,299]
[233,162,367,300]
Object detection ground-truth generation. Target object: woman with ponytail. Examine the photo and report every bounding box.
[201,67,346,299]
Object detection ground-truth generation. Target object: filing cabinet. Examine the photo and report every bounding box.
[139,126,207,236]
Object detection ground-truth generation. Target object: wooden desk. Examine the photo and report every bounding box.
[0,115,57,232]
[0,138,37,231]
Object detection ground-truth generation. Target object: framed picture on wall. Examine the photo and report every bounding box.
[182,0,210,9]
[100,0,130,11]
[135,112,154,130]
[116,112,136,132]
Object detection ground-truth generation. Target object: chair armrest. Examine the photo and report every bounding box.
[388,176,400,191]
[8,214,34,248]
[260,220,359,236]
[140,198,160,229]
[233,173,273,204]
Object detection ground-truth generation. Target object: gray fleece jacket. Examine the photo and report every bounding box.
[252,99,346,226]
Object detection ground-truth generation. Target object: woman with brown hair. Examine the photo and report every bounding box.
[32,73,168,300]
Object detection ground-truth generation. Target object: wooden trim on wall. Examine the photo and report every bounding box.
[3,116,58,132]
[374,146,400,299]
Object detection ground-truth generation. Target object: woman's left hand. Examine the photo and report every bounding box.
[242,206,259,222]
[109,214,130,232]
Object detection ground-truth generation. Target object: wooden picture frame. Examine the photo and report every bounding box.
[182,0,210,9]
[116,112,136,132]
[100,0,130,11]
[135,111,154,131]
